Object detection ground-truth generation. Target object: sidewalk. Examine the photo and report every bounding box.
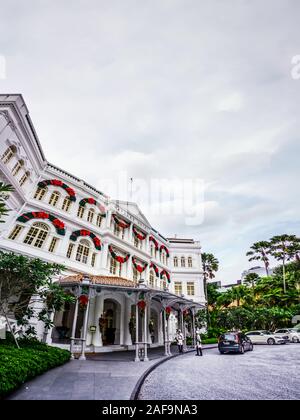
[7,344,217,400]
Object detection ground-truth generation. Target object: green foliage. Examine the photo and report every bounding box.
[0,252,73,341]
[0,339,70,398]
[0,182,13,222]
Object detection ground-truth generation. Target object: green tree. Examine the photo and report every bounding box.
[269,234,300,293]
[246,241,271,275]
[201,253,219,326]
[0,252,74,347]
[244,272,260,289]
[0,182,13,222]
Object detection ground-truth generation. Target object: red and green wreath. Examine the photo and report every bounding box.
[160,244,170,258]
[150,262,159,277]
[183,309,190,320]
[17,211,65,235]
[109,245,130,263]
[132,257,148,273]
[79,198,106,215]
[165,306,172,319]
[70,229,102,250]
[149,236,159,251]
[160,269,171,283]
[132,226,147,241]
[137,292,147,316]
[112,214,130,229]
[79,295,89,310]
[38,179,76,202]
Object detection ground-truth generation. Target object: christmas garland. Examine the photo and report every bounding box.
[137,292,146,316]
[132,226,147,241]
[160,269,171,283]
[38,179,76,202]
[150,262,159,277]
[160,244,170,258]
[108,245,130,263]
[149,236,159,250]
[17,211,65,235]
[79,295,89,310]
[79,198,106,215]
[112,214,130,229]
[70,229,102,250]
[132,257,148,273]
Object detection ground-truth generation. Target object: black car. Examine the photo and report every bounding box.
[218,332,254,354]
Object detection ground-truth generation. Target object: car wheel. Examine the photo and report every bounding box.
[239,345,245,354]
[292,337,299,343]
[249,343,254,351]
[219,350,224,354]
[267,338,275,345]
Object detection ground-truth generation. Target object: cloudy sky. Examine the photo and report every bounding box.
[1,0,300,283]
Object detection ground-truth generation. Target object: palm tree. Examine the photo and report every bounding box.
[0,182,13,222]
[269,234,299,293]
[246,241,271,276]
[201,252,219,325]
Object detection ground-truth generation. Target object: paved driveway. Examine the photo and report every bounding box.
[139,344,300,400]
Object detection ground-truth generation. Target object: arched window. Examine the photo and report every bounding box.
[181,256,186,267]
[48,237,58,253]
[174,256,178,267]
[149,270,155,288]
[62,196,72,212]
[114,223,125,239]
[161,250,167,265]
[49,191,60,207]
[19,171,30,187]
[75,239,90,264]
[1,145,16,164]
[34,186,47,201]
[77,206,85,219]
[160,276,167,290]
[188,256,193,268]
[87,208,95,223]
[11,160,24,177]
[96,213,102,227]
[23,222,49,248]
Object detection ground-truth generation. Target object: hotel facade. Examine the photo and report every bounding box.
[0,94,205,360]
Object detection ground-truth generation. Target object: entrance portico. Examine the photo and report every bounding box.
[51,274,204,361]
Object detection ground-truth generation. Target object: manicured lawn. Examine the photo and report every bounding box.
[0,339,70,399]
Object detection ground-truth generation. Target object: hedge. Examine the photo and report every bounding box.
[0,340,70,399]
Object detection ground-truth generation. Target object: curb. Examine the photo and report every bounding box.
[130,344,218,400]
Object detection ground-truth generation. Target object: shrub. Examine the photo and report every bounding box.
[0,340,70,398]
[201,338,218,344]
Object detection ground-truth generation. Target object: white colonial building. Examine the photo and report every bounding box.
[0,94,205,360]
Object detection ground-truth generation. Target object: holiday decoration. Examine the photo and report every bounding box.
[79,294,89,310]
[132,226,147,241]
[108,245,130,263]
[112,214,130,229]
[183,309,190,320]
[137,299,146,317]
[132,257,148,273]
[150,262,159,277]
[165,306,172,319]
[160,244,170,258]
[38,179,76,201]
[79,198,106,215]
[17,211,65,235]
[149,236,159,250]
[160,269,171,283]
[70,230,102,250]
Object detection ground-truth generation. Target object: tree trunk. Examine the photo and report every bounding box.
[4,313,20,349]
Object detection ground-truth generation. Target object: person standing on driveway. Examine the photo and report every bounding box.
[195,331,203,356]
[176,329,184,353]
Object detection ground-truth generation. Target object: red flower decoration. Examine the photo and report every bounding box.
[79,295,89,307]
[37,212,49,219]
[65,187,75,196]
[80,229,90,236]
[51,180,63,187]
[166,307,171,314]
[116,256,124,263]
[88,198,96,204]
[137,300,146,310]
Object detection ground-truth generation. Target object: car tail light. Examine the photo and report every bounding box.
[235,336,239,343]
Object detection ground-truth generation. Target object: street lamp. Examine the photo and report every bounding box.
[79,275,92,360]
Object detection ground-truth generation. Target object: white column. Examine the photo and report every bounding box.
[100,240,109,274]
[163,309,168,356]
[144,301,149,361]
[134,299,140,362]
[79,299,90,360]
[86,297,96,346]
[126,256,133,280]
[70,298,79,359]
[158,310,164,345]
[92,294,104,347]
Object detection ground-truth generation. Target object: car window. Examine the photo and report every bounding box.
[247,332,259,335]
